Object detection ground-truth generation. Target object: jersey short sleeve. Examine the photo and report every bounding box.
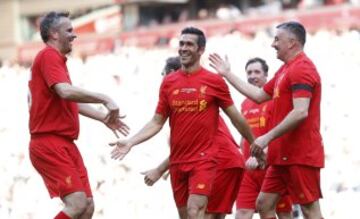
[289,65,317,98]
[155,80,170,117]
[41,49,70,88]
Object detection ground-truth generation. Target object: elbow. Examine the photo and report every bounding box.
[253,91,267,104]
[54,84,74,100]
[297,109,308,121]
[253,98,263,104]
[57,89,72,100]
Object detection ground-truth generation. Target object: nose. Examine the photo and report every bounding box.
[271,41,276,48]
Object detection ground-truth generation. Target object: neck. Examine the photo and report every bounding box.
[47,41,65,56]
[284,49,302,63]
[182,61,201,74]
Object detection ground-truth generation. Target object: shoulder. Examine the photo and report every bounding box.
[241,98,254,109]
[41,46,60,57]
[160,70,181,90]
[163,70,180,83]
[292,54,318,75]
[201,68,225,82]
[36,46,63,64]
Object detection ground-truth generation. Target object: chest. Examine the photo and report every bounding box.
[273,70,292,99]
[167,80,216,113]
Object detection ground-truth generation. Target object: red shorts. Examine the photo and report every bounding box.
[207,167,243,214]
[261,165,322,205]
[236,169,292,212]
[29,134,92,198]
[169,159,217,208]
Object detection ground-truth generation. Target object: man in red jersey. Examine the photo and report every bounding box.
[209,21,324,219]
[28,12,129,219]
[236,57,293,219]
[109,27,254,219]
[142,56,245,219]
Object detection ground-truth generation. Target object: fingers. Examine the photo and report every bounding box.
[112,130,120,139]
[110,147,127,160]
[209,63,220,72]
[250,144,263,157]
[245,157,259,170]
[209,53,222,62]
[108,110,120,124]
[141,171,156,186]
[118,114,126,119]
[144,176,154,186]
[117,122,130,136]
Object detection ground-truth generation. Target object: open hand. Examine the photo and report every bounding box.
[104,113,130,136]
[208,53,231,77]
[109,139,132,160]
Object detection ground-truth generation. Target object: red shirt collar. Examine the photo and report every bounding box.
[46,45,67,62]
[180,67,203,77]
[285,51,305,66]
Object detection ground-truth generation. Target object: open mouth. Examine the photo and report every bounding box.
[180,54,191,61]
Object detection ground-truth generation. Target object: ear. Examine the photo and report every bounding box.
[49,29,59,41]
[288,38,297,49]
[198,46,205,55]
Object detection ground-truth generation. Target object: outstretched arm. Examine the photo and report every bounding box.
[141,158,170,186]
[223,105,255,144]
[109,113,167,160]
[209,53,271,103]
[78,103,129,136]
[54,83,120,124]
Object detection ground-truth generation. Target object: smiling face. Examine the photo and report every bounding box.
[271,28,295,62]
[52,17,77,55]
[246,61,267,88]
[178,34,204,68]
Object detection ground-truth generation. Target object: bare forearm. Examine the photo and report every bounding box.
[224,105,255,144]
[128,119,164,147]
[266,109,307,142]
[157,158,169,174]
[62,86,111,103]
[54,83,112,104]
[78,103,106,122]
[231,116,255,144]
[225,72,268,103]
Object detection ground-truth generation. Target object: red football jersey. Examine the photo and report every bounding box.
[214,116,244,169]
[263,52,324,167]
[241,99,273,160]
[156,67,234,164]
[29,46,79,140]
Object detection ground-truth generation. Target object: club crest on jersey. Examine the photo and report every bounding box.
[273,73,285,98]
[199,85,207,97]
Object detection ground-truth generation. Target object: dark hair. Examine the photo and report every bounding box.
[276,21,306,46]
[181,27,206,49]
[40,11,69,43]
[245,57,269,76]
[163,56,181,75]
